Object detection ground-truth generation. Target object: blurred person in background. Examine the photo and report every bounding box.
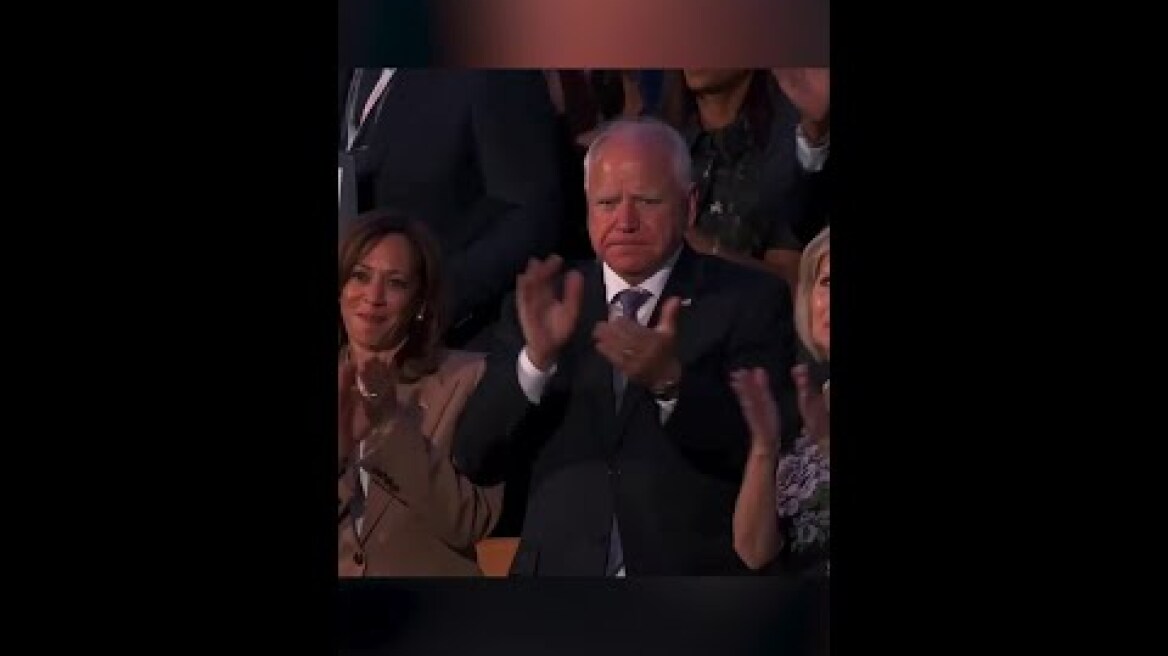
[338,69,563,349]
[660,68,829,292]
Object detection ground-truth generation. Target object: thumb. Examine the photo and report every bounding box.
[791,364,814,413]
[654,296,683,336]
[791,364,812,393]
[561,270,585,324]
[339,358,356,389]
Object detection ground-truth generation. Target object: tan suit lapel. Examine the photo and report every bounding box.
[355,369,458,544]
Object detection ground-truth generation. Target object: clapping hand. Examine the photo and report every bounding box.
[516,255,584,371]
[730,367,780,458]
[593,297,683,392]
[772,67,830,143]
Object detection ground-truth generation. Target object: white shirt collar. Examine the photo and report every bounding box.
[601,247,683,304]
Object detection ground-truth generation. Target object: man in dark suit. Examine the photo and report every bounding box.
[339,69,562,347]
[452,118,798,575]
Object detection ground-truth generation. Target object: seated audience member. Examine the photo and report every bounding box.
[338,210,503,577]
[659,69,829,291]
[453,118,799,576]
[770,68,831,246]
[730,227,830,573]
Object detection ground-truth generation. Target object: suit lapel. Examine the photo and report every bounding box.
[351,69,410,155]
[339,68,354,143]
[354,376,424,544]
[354,364,465,544]
[650,245,702,365]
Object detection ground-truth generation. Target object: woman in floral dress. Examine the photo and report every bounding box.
[730,226,829,573]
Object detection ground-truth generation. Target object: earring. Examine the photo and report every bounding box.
[415,309,425,321]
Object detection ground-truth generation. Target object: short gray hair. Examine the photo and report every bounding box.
[582,117,693,192]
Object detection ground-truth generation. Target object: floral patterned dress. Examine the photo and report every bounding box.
[775,434,830,573]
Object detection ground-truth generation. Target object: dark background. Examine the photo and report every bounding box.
[35,1,1113,654]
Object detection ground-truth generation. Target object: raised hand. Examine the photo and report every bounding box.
[516,255,584,371]
[355,357,399,425]
[730,367,780,457]
[593,296,683,391]
[772,68,830,141]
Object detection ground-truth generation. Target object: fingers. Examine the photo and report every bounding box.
[339,357,357,389]
[593,316,645,364]
[593,318,644,372]
[518,255,570,307]
[729,369,752,408]
[593,331,629,369]
[592,316,640,343]
[729,368,752,393]
[791,364,828,436]
[596,295,681,354]
[561,270,585,327]
[729,367,761,406]
[730,367,780,444]
[750,367,770,392]
[529,254,564,284]
[791,363,814,408]
[593,319,630,373]
[515,258,540,310]
[517,255,561,288]
[654,297,682,336]
[791,363,811,389]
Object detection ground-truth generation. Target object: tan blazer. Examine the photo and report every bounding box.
[338,349,503,577]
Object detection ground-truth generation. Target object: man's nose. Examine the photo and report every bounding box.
[614,200,639,232]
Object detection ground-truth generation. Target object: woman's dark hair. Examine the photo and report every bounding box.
[338,209,445,382]
[658,69,775,149]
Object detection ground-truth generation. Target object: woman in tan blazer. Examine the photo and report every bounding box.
[338,210,503,577]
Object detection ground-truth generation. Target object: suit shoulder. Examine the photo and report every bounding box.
[695,252,790,302]
[435,349,488,384]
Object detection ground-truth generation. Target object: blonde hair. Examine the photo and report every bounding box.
[794,226,830,362]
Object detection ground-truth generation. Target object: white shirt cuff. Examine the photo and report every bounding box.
[795,125,830,173]
[517,347,557,404]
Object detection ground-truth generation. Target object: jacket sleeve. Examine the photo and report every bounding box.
[367,356,504,551]
[450,290,554,486]
[663,272,798,474]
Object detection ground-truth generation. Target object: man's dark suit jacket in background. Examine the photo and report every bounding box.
[452,246,798,575]
[794,157,831,247]
[338,69,563,347]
